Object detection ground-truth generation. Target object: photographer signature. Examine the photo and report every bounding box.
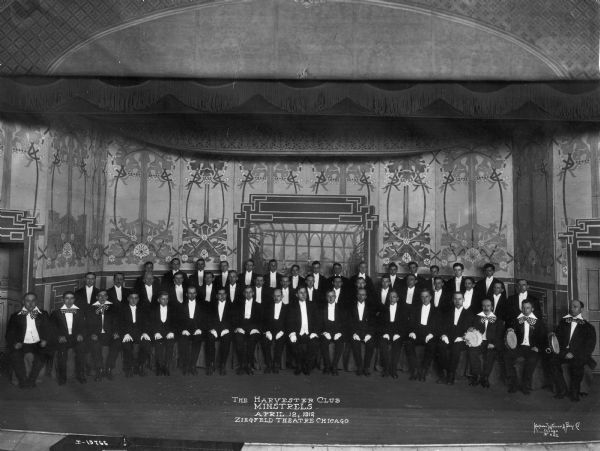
[533,422,581,438]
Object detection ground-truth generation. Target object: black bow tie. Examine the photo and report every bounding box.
[61,308,78,314]
[95,304,110,315]
[480,316,496,323]
[565,317,584,325]
[20,309,39,319]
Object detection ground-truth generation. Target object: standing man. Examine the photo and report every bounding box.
[373,275,391,315]
[74,272,100,308]
[350,261,375,297]
[188,258,206,289]
[107,272,131,308]
[280,276,296,306]
[253,275,271,306]
[445,263,466,294]
[226,270,244,305]
[405,261,425,290]
[86,290,121,381]
[267,259,282,289]
[426,265,441,292]
[52,291,87,384]
[474,263,504,308]
[310,260,324,293]
[508,279,541,316]
[242,259,259,287]
[289,264,305,291]
[138,271,161,306]
[6,292,52,388]
[216,260,231,291]
[387,263,403,292]
[162,257,188,287]
[462,277,477,313]
[305,274,323,305]
[261,289,288,373]
[166,271,188,306]
[490,281,512,323]
[199,272,218,306]
[432,277,452,314]
[399,274,420,309]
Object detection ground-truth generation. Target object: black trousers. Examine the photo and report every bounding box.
[467,341,497,378]
[234,331,261,369]
[89,334,120,371]
[261,333,286,368]
[437,340,467,374]
[178,334,207,371]
[550,354,586,396]
[505,345,539,389]
[208,333,231,368]
[320,335,344,370]
[350,335,375,371]
[56,336,86,382]
[122,339,151,372]
[379,336,404,374]
[405,336,436,373]
[290,335,319,370]
[10,343,52,384]
[154,337,175,369]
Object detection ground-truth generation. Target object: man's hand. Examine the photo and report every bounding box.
[193,329,202,336]
[425,334,433,343]
[40,340,47,348]
[488,343,495,349]
[235,328,245,334]
[122,334,133,343]
[76,334,84,343]
[221,329,229,336]
[210,329,218,338]
[441,335,449,344]
[310,333,318,339]
[265,331,273,341]
[91,334,98,341]
[289,332,297,343]
[365,334,372,342]
[454,337,464,343]
[565,352,574,359]
[531,346,539,353]
[275,331,284,340]
[112,333,119,340]
[352,333,360,341]
[141,333,151,341]
[154,333,163,340]
[382,334,390,340]
[250,329,260,335]
[322,332,332,340]
[166,332,175,339]
[334,333,342,341]
[409,332,416,340]
[58,336,67,344]
[14,342,23,350]
[182,330,191,336]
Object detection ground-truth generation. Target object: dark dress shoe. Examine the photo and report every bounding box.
[246,366,254,375]
[236,367,245,375]
[219,367,227,376]
[294,368,302,375]
[570,392,580,402]
[363,369,370,376]
[105,368,113,380]
[508,385,518,393]
[332,368,339,376]
[554,392,567,399]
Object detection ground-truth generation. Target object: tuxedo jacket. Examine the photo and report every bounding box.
[148,304,178,336]
[233,299,263,332]
[490,293,513,323]
[398,286,422,309]
[85,304,119,336]
[225,283,245,305]
[119,305,149,338]
[240,271,260,287]
[198,284,219,306]
[444,277,467,295]
[331,287,352,311]
[470,314,505,349]
[209,300,235,334]
[309,273,326,292]
[51,308,87,338]
[350,274,376,296]
[6,310,53,346]
[316,303,346,335]
[378,303,410,337]
[215,271,231,290]
[177,300,211,333]
[137,280,162,306]
[279,288,298,307]
[439,308,474,342]
[289,275,306,291]
[134,275,161,295]
[327,275,350,291]
[554,318,597,363]
[106,286,131,307]
[371,288,391,315]
[252,286,273,307]
[474,277,504,304]
[305,288,324,306]
[404,274,426,290]
[507,293,541,316]
[265,271,283,289]
[188,271,206,289]
[387,275,404,293]
[424,276,443,293]
[348,302,376,336]
[408,304,439,338]
[432,289,453,314]
[162,269,188,287]
[507,315,547,349]
[262,302,288,334]
[164,282,189,306]
[286,301,319,335]
[74,286,101,308]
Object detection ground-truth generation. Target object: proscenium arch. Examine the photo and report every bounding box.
[48,0,567,77]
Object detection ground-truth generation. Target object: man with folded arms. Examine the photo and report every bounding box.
[286,286,319,375]
[6,292,52,388]
[261,289,288,373]
[378,290,409,378]
[233,286,263,375]
[119,292,151,377]
[349,288,376,376]
[86,290,120,381]
[318,290,345,375]
[51,291,87,385]
[405,289,439,382]
[209,288,235,375]
[178,285,211,375]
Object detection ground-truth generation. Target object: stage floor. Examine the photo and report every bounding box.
[0,370,598,446]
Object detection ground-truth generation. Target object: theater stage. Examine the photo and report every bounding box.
[0,370,598,447]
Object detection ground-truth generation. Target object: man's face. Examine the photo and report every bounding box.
[358,262,367,274]
[434,278,444,290]
[327,292,336,304]
[312,263,320,274]
[245,261,254,272]
[205,273,214,285]
[187,287,197,301]
[158,294,169,306]
[305,276,314,288]
[333,277,342,289]
[281,277,290,288]
[64,293,75,308]
[273,290,282,304]
[128,294,139,306]
[269,260,277,272]
[220,262,229,272]
[114,274,124,286]
[217,290,226,302]
[518,280,528,293]
[244,287,253,300]
[144,262,154,272]
[453,266,463,277]
[409,263,418,274]
[196,260,205,271]
[406,275,416,288]
[97,291,108,304]
[570,301,582,317]
[357,279,366,290]
[389,265,397,275]
[85,274,96,287]
[333,264,342,275]
[430,267,439,276]
[297,288,307,302]
[453,293,464,309]
[381,278,391,289]
[485,266,495,278]
[482,299,492,314]
[465,279,474,290]
[144,274,154,285]
[23,294,37,311]
[174,274,184,286]
[229,272,238,284]
[357,289,367,303]
[255,276,264,288]
[291,266,299,277]
[389,292,398,305]
[420,291,431,305]
[493,282,503,295]
[171,259,181,271]
[522,302,533,316]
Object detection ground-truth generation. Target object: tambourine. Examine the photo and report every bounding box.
[464,329,483,347]
[504,329,518,350]
[546,332,560,354]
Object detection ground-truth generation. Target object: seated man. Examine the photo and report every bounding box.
[86,289,120,381]
[550,299,597,402]
[51,291,87,385]
[149,291,177,376]
[286,287,319,375]
[318,290,345,375]
[119,292,152,377]
[467,298,505,388]
[261,289,288,374]
[6,292,52,388]
[208,288,235,375]
[177,285,211,375]
[349,288,376,376]
[504,299,547,395]
[436,291,474,385]
[378,290,409,378]
[406,289,439,382]
[233,286,263,375]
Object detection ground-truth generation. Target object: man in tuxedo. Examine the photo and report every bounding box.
[233,286,263,375]
[310,260,325,293]
[106,272,131,309]
[289,264,305,291]
[139,271,161,306]
[405,289,439,382]
[119,292,151,377]
[86,290,120,381]
[445,263,466,294]
[432,277,452,314]
[490,281,512,323]
[550,300,597,402]
[387,262,403,292]
[266,259,282,289]
[373,275,391,315]
[199,271,218,306]
[149,292,177,376]
[305,274,323,305]
[399,274,420,308]
[405,261,425,289]
[280,275,296,306]
[6,292,52,388]
[467,298,505,388]
[426,265,441,292]
[51,291,87,385]
[508,279,541,316]
[253,275,271,306]
[261,289,288,373]
[209,288,234,375]
[350,261,375,296]
[462,277,477,313]
[474,263,504,308]
[504,299,547,395]
[286,287,319,375]
[134,261,160,294]
[436,291,474,385]
[318,290,346,375]
[226,270,244,305]
[349,288,376,376]
[378,290,409,378]
[328,262,349,291]
[74,272,100,308]
[166,271,188,305]
[242,259,259,287]
[188,258,206,289]
[162,257,188,286]
[216,260,230,290]
[177,285,212,375]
